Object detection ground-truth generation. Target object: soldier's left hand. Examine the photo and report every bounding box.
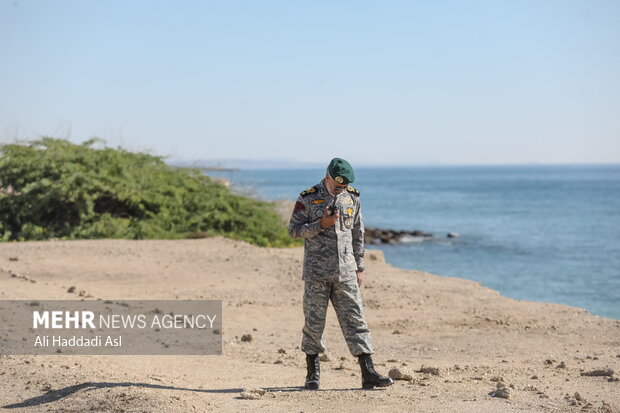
[356,270,364,287]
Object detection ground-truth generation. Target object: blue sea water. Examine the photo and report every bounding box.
[206,165,620,320]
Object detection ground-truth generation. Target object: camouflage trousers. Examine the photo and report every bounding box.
[301,277,374,356]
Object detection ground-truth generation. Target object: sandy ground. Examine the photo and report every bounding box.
[1,237,619,412]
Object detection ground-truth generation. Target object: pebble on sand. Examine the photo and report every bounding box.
[581,368,614,377]
[491,386,511,399]
[388,368,413,381]
[240,334,253,342]
[239,388,266,400]
[418,366,441,376]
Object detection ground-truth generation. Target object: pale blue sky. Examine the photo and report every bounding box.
[1,0,619,165]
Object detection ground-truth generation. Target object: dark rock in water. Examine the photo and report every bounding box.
[447,232,459,238]
[364,227,436,244]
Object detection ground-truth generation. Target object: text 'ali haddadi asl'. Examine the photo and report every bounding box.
[34,335,122,347]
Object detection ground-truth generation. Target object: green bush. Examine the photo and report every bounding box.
[0,137,300,247]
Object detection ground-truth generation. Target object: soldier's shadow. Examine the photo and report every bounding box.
[3,382,379,408]
[2,381,243,409]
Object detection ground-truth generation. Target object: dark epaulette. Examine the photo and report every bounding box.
[347,185,360,196]
[300,186,318,197]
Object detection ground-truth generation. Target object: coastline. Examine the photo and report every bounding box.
[272,199,620,321]
[1,237,619,412]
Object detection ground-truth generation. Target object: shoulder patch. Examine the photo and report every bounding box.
[347,185,360,196]
[300,186,317,197]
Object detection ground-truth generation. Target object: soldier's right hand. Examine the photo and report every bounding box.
[320,206,339,229]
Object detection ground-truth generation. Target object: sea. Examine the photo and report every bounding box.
[205,165,620,320]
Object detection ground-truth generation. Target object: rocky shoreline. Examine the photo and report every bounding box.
[274,200,458,245]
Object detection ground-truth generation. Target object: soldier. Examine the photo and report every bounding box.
[288,158,393,390]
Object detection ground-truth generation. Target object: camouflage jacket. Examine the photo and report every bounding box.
[288,179,365,281]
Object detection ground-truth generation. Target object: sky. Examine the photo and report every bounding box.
[1,0,619,166]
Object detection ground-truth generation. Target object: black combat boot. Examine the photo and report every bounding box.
[305,353,320,390]
[358,353,394,389]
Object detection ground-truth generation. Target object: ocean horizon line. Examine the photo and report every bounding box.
[171,160,620,170]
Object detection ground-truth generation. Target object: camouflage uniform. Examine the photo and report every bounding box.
[288,179,374,356]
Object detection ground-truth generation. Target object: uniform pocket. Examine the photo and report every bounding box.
[342,245,356,270]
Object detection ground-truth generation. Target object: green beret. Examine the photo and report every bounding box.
[328,158,355,185]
